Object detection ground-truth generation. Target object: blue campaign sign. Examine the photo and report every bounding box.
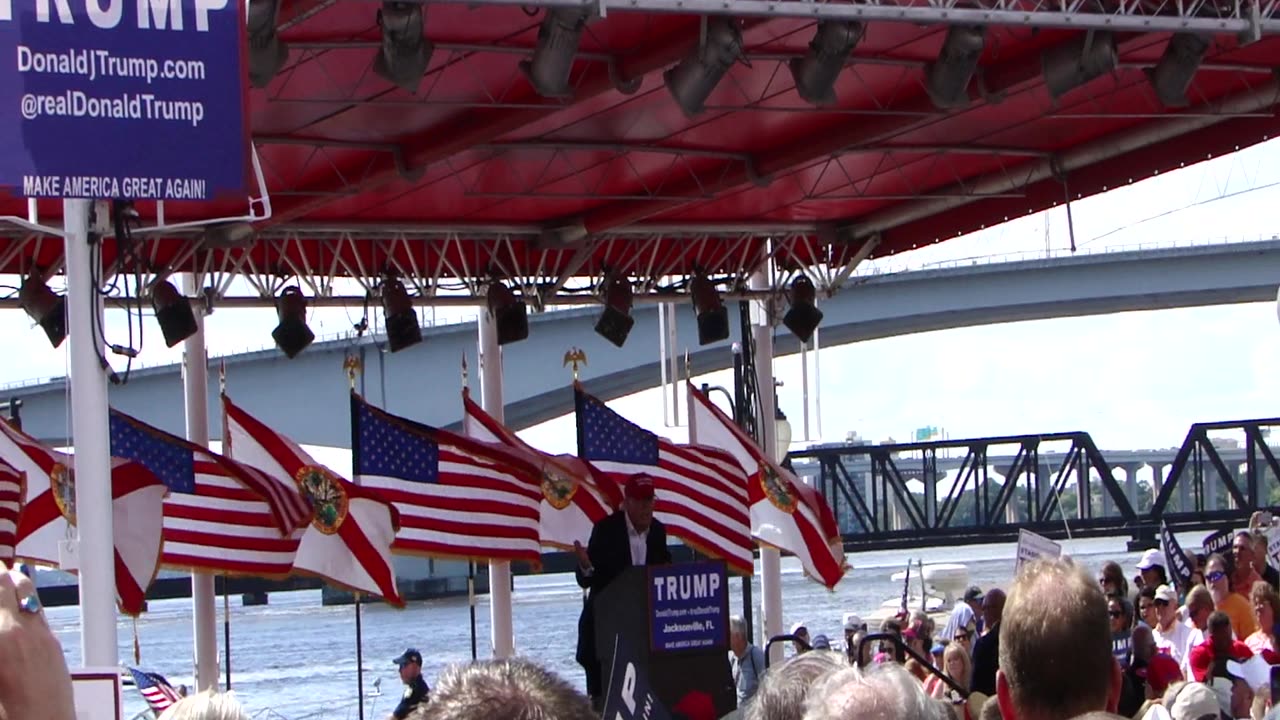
[0,0,248,200]
[648,560,729,654]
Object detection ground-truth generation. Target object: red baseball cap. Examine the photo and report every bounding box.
[625,474,655,501]
[1138,652,1183,694]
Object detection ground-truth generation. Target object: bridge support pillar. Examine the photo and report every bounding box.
[479,310,514,659]
[64,199,118,669]
[751,266,785,666]
[182,274,220,692]
[1125,464,1140,512]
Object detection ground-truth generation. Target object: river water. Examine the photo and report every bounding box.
[47,536,1149,719]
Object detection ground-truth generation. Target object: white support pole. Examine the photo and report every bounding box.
[182,274,219,691]
[478,311,514,658]
[750,264,784,665]
[64,198,117,667]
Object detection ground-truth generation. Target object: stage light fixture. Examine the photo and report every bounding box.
[247,0,288,88]
[486,282,529,346]
[272,286,315,359]
[380,276,422,353]
[664,17,743,117]
[789,21,862,107]
[150,280,199,348]
[19,275,66,348]
[1147,33,1209,108]
[374,1,434,93]
[925,25,986,109]
[689,274,729,346]
[782,276,824,344]
[594,276,634,348]
[521,7,590,98]
[1042,31,1117,100]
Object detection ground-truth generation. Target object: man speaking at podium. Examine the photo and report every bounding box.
[574,473,673,708]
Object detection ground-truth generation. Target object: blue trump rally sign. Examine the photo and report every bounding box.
[0,0,248,200]
[648,560,729,654]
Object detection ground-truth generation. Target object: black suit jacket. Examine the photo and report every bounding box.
[575,511,672,667]
[970,621,1001,696]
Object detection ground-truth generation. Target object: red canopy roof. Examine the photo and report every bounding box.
[4,2,1280,298]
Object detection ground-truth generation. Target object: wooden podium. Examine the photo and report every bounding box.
[593,562,737,717]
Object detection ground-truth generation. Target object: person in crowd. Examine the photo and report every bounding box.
[791,622,812,655]
[995,557,1123,720]
[1119,625,1159,716]
[847,629,871,668]
[1245,580,1280,654]
[971,588,1006,695]
[1111,596,1135,670]
[573,473,672,708]
[942,586,985,641]
[953,619,977,657]
[879,617,906,663]
[1232,533,1265,596]
[1248,531,1279,590]
[158,691,250,720]
[0,562,75,720]
[842,613,866,664]
[1153,584,1195,665]
[1181,586,1215,680]
[406,658,595,720]
[812,635,833,652]
[1101,562,1131,600]
[929,642,945,669]
[1137,587,1159,630]
[1187,612,1252,683]
[1158,682,1222,720]
[730,615,767,706]
[1206,554,1258,639]
[1137,551,1170,595]
[928,643,971,701]
[392,648,431,720]
[746,650,846,720]
[801,663,951,720]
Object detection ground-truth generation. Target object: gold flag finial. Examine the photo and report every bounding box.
[563,347,587,380]
[461,353,469,389]
[218,359,227,395]
[343,354,363,390]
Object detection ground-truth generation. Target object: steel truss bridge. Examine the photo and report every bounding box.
[792,417,1280,551]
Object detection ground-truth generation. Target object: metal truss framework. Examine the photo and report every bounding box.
[0,227,873,310]
[440,0,1280,35]
[790,419,1277,552]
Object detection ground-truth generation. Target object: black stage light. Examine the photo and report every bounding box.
[521,7,590,98]
[151,280,199,348]
[381,276,422,353]
[374,1,434,93]
[487,282,529,345]
[664,17,743,117]
[594,276,634,348]
[783,275,824,344]
[20,275,66,348]
[1147,33,1209,108]
[272,286,315,359]
[789,21,862,107]
[1043,31,1117,99]
[247,0,288,88]
[689,274,729,346]
[925,25,986,109]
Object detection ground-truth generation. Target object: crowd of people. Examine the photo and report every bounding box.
[7,520,1280,720]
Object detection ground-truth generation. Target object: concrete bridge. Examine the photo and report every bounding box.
[8,238,1280,447]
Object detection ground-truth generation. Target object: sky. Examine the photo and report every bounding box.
[4,136,1280,468]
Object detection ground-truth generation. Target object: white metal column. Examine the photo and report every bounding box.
[478,311,514,658]
[64,198,117,667]
[182,274,219,690]
[749,266,784,665]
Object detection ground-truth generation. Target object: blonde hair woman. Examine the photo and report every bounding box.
[157,690,249,720]
[926,643,971,700]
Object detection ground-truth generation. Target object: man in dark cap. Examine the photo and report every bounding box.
[573,473,673,710]
[391,648,430,719]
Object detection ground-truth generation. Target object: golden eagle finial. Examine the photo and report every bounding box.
[563,347,588,380]
[343,355,363,390]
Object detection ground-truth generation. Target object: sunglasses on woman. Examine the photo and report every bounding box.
[1108,610,1124,618]
[1207,570,1226,583]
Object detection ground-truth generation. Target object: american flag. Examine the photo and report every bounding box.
[351,393,544,565]
[686,382,847,589]
[462,389,621,550]
[128,668,180,714]
[0,458,21,566]
[109,409,309,577]
[575,386,754,575]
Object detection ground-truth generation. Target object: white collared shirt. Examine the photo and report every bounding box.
[625,512,649,566]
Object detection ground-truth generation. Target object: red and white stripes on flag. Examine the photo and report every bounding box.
[351,393,545,566]
[462,389,621,550]
[222,395,403,605]
[108,410,310,578]
[0,458,22,566]
[575,386,754,576]
[0,419,168,614]
[686,382,847,589]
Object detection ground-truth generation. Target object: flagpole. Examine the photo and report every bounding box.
[478,313,514,658]
[222,574,231,690]
[462,354,480,662]
[347,356,367,720]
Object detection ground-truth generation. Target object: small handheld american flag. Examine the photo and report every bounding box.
[128,667,181,715]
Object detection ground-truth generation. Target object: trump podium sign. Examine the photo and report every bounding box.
[648,560,729,654]
[0,0,248,199]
